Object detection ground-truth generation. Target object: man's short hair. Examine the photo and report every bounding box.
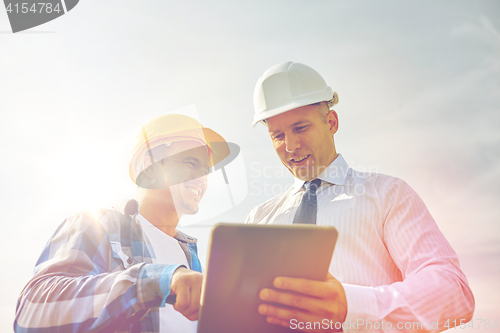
[311,101,330,123]
[262,101,330,125]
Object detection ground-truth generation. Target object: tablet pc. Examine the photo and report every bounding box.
[197,223,338,333]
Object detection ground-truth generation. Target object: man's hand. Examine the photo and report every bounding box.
[169,267,203,321]
[258,273,347,332]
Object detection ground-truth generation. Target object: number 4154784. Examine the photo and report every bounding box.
[444,319,498,330]
[6,3,62,14]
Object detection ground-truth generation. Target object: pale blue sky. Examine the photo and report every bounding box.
[1,1,499,331]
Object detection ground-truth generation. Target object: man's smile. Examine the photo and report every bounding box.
[183,183,204,200]
[289,154,310,166]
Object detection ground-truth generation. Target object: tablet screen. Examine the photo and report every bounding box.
[198,223,338,333]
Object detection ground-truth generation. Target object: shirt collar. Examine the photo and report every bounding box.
[292,153,350,193]
[135,214,197,244]
[135,213,151,227]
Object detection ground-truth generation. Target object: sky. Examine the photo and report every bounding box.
[1,1,499,332]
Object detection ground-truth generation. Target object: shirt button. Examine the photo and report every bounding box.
[127,258,133,264]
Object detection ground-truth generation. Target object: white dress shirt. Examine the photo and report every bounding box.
[245,154,474,332]
[136,214,198,333]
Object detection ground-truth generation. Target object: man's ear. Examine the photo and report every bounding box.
[326,109,339,135]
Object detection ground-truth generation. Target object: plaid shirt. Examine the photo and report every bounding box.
[14,204,201,333]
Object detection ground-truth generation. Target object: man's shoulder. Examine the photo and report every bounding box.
[246,185,295,223]
[68,207,130,223]
[348,168,403,187]
[61,202,136,235]
[253,192,288,209]
[347,168,418,203]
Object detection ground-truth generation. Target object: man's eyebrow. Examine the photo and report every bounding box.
[269,129,283,136]
[183,155,211,166]
[182,156,201,163]
[291,120,309,127]
[270,121,310,135]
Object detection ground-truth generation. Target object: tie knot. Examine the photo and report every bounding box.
[293,179,321,224]
[305,179,321,194]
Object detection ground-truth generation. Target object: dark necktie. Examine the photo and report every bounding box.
[293,179,322,224]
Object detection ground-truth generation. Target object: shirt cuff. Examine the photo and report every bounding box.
[158,264,186,306]
[342,284,379,332]
[137,263,187,308]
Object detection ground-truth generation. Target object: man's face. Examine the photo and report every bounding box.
[161,141,210,216]
[267,103,338,181]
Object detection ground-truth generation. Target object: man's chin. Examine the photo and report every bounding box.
[172,201,200,217]
[186,208,199,215]
[291,167,316,181]
[182,204,200,215]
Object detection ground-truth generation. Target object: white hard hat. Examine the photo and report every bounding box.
[252,61,339,127]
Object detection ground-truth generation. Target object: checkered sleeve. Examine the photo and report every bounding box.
[14,210,178,333]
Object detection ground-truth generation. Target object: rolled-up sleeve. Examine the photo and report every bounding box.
[14,211,182,333]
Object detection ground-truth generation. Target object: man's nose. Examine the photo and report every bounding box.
[198,173,208,184]
[190,171,208,184]
[284,133,301,153]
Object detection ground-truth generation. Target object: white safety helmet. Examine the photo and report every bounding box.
[252,61,339,127]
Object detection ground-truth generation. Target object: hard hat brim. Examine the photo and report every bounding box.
[252,89,337,127]
[129,127,230,186]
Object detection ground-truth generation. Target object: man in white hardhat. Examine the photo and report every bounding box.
[246,62,475,332]
[15,114,230,333]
